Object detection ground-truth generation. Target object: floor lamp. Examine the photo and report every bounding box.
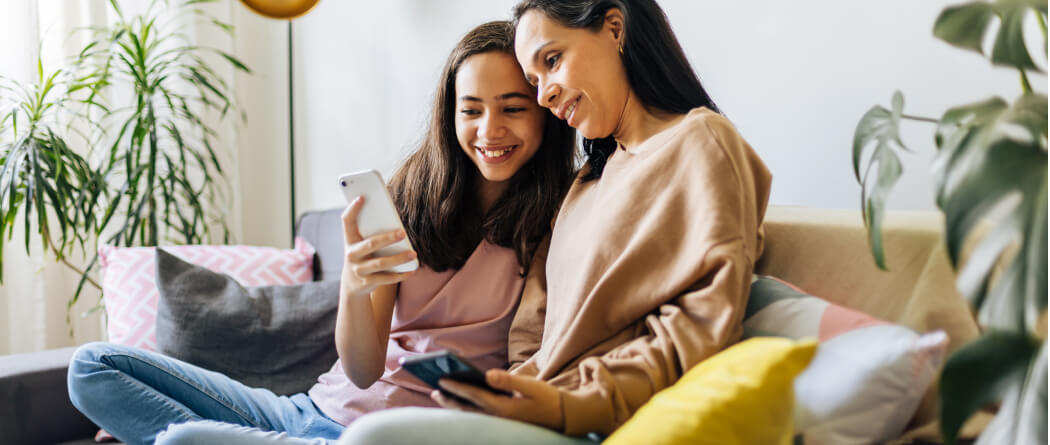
[238,0,320,243]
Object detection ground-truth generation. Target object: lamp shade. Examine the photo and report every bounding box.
[240,0,319,19]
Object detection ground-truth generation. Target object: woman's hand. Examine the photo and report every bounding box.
[431,369,565,432]
[340,196,417,299]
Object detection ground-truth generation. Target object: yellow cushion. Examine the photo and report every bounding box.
[605,337,817,445]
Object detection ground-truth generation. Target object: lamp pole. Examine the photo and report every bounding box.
[288,20,297,244]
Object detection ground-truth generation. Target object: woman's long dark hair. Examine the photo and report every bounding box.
[512,0,719,181]
[388,21,577,273]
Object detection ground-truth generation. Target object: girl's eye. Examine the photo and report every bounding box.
[460,109,480,116]
[545,53,560,69]
[505,107,526,113]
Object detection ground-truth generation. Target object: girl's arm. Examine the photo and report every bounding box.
[335,197,416,389]
[335,283,398,388]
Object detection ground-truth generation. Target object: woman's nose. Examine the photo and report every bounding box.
[538,82,559,108]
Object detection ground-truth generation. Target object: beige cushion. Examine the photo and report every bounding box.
[755,206,982,438]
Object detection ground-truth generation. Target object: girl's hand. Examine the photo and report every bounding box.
[431,369,565,432]
[340,196,416,299]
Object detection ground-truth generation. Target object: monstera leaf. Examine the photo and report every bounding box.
[934,0,1048,71]
[939,331,1045,444]
[931,93,1047,331]
[851,91,907,269]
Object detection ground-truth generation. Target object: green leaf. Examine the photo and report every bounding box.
[934,2,997,54]
[216,51,251,74]
[933,93,1047,330]
[970,342,1047,445]
[851,91,909,269]
[940,331,1041,444]
[991,2,1041,70]
[933,0,1047,71]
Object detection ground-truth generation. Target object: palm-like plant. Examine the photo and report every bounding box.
[68,0,250,302]
[0,0,249,316]
[852,1,1047,443]
[0,62,102,289]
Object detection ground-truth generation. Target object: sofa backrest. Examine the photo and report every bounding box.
[296,207,345,281]
[756,206,979,354]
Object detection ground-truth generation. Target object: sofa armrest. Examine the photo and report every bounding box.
[0,347,98,445]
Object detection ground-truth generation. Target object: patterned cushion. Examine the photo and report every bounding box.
[745,275,949,445]
[98,238,316,350]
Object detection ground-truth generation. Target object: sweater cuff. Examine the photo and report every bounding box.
[559,387,613,437]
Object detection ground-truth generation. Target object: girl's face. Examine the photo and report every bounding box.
[455,51,546,184]
[514,9,629,140]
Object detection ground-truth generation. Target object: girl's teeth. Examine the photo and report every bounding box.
[482,147,512,157]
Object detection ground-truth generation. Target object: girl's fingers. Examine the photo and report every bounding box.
[358,270,416,287]
[347,229,408,262]
[341,197,365,244]
[353,251,417,276]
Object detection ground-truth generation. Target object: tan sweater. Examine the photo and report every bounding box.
[508,107,772,436]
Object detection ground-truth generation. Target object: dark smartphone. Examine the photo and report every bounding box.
[398,349,512,402]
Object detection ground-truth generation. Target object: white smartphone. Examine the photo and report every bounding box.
[338,169,419,273]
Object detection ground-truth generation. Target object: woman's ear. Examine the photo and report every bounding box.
[603,8,626,47]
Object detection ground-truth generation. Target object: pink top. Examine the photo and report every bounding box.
[307,240,525,425]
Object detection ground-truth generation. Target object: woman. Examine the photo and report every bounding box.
[338,1,772,444]
[66,21,576,445]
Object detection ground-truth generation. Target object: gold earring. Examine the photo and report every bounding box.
[618,43,624,55]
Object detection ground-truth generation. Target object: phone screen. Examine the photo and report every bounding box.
[399,350,511,400]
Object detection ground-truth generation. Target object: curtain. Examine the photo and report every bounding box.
[0,0,243,354]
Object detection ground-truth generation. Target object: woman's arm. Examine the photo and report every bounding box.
[507,236,550,371]
[335,197,416,389]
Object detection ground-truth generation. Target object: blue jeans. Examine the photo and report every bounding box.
[338,408,599,445]
[67,342,344,445]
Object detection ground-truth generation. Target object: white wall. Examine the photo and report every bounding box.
[267,0,1045,245]
[233,5,294,248]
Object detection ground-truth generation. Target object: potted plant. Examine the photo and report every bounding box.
[851,1,1047,443]
[0,0,249,316]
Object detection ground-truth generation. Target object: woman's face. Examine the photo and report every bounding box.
[515,9,629,140]
[455,51,546,184]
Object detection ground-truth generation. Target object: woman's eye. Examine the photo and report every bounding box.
[460,109,480,116]
[545,53,560,69]
[505,107,526,113]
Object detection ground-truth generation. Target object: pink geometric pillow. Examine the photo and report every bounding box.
[98,238,316,350]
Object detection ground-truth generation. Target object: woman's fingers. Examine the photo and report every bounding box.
[437,379,505,415]
[430,389,482,413]
[341,197,365,244]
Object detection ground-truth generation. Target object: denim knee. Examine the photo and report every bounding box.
[67,341,115,410]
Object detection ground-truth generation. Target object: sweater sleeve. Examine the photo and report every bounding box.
[558,240,755,436]
[507,236,550,370]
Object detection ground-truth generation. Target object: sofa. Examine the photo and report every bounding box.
[0,206,986,445]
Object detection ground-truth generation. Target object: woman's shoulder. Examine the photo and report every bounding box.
[651,107,748,163]
[675,107,742,147]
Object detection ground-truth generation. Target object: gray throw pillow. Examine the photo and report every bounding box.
[154,248,340,395]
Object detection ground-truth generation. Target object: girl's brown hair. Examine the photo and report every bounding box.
[388,21,577,272]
